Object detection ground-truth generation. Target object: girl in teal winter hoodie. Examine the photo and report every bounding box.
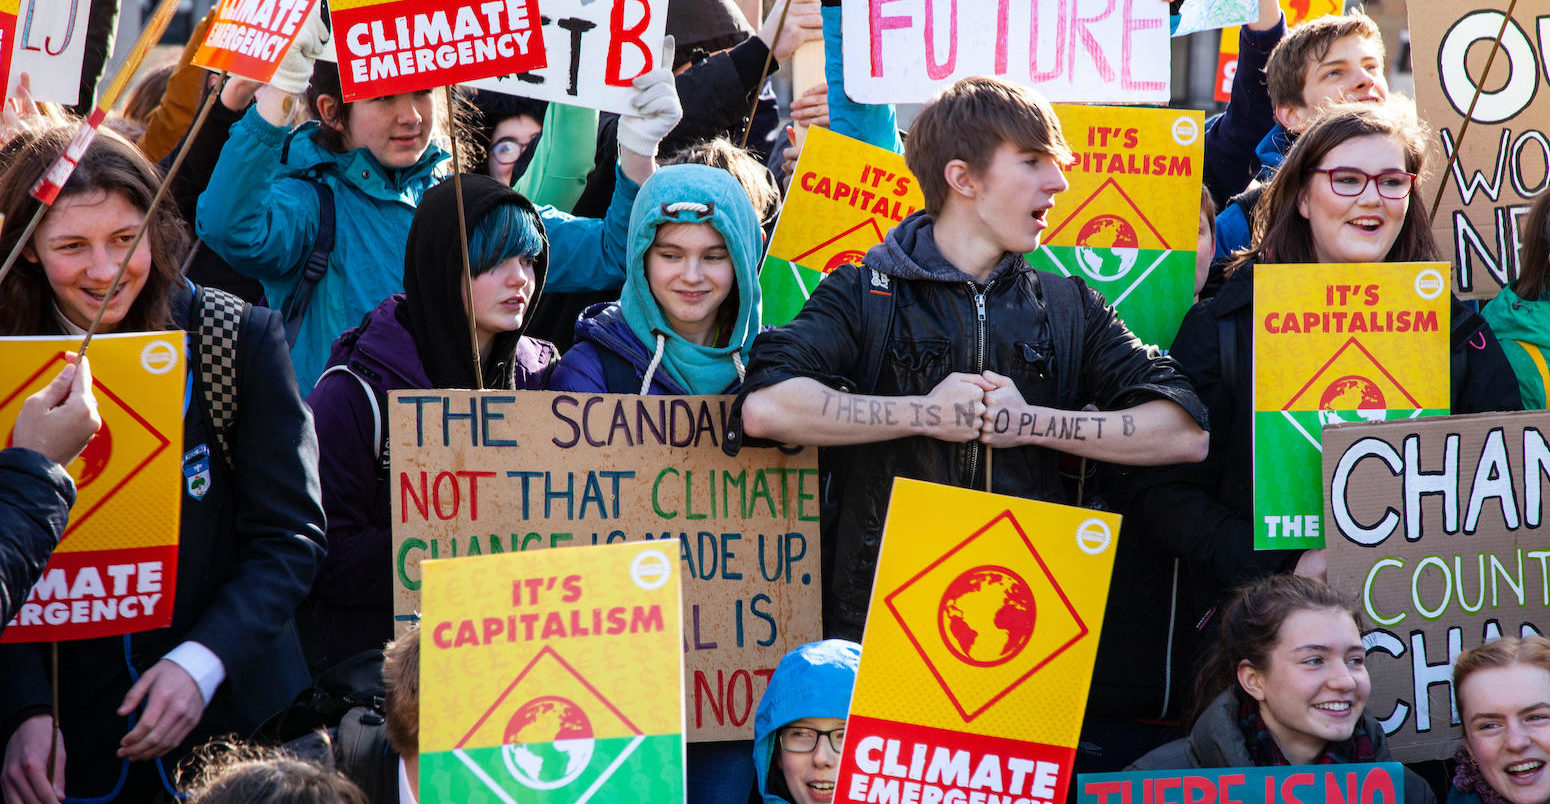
[549,163,764,395]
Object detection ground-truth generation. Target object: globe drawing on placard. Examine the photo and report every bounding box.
[937,565,1037,667]
[1073,214,1141,281]
[824,249,868,271]
[501,696,595,790]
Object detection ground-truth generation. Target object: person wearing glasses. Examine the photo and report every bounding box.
[753,640,860,804]
[548,162,763,396]
[1120,102,1517,641]
[1482,191,1550,409]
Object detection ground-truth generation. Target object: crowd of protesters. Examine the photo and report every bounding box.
[0,0,1546,801]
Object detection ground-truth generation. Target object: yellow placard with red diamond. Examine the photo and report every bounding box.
[0,333,185,643]
[419,541,684,802]
[835,478,1118,804]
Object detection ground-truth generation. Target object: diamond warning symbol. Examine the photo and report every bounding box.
[884,510,1088,722]
[1283,337,1422,411]
[1044,178,1171,251]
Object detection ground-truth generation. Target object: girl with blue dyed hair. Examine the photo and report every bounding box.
[302,174,555,669]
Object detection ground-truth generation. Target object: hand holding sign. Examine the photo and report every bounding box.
[617,35,681,159]
[14,355,99,468]
[269,1,330,94]
[2,714,64,804]
[759,0,823,63]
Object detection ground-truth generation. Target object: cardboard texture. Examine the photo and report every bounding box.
[840,0,1170,105]
[836,479,1118,804]
[1079,763,1407,804]
[419,540,683,802]
[466,0,668,115]
[328,0,547,102]
[1410,1,1546,299]
[761,126,923,327]
[1251,263,1450,550]
[1323,410,1550,762]
[30,0,181,206]
[389,390,821,741]
[1031,105,1205,348]
[1213,0,1339,103]
[193,0,322,83]
[0,333,185,643]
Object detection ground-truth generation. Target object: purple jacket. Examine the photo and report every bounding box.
[549,301,740,395]
[305,295,555,666]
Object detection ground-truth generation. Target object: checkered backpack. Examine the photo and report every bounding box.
[192,286,248,471]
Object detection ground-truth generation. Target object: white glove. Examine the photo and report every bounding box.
[269,1,330,95]
[617,36,682,159]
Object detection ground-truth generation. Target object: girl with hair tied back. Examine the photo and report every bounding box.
[1130,576,1434,804]
[1450,636,1550,804]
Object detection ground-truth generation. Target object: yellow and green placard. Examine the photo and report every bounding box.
[761,126,923,326]
[1031,104,1205,348]
[419,540,683,801]
[1253,263,1450,550]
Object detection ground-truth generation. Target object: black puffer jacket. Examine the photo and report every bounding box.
[731,212,1207,639]
[1104,262,1523,720]
[0,449,73,627]
[1130,689,1438,804]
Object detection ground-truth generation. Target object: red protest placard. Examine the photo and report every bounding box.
[193,0,321,83]
[329,0,547,102]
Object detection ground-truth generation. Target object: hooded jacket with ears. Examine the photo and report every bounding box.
[549,163,763,396]
[305,175,556,667]
[753,640,861,804]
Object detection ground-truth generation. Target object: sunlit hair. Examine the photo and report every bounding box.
[1228,100,1433,276]
[122,63,175,125]
[905,76,1074,216]
[1266,10,1383,111]
[382,624,421,757]
[1191,574,1362,727]
[1453,635,1550,718]
[0,124,188,335]
[178,738,368,804]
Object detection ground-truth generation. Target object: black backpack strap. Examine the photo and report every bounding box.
[282,179,336,347]
[1034,270,1086,403]
[194,286,248,471]
[856,265,898,392]
[335,705,393,803]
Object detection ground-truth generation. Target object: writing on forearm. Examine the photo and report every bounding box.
[989,409,1136,440]
[819,390,943,429]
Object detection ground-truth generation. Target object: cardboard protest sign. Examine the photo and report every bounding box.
[1252,263,1449,550]
[1172,0,1256,38]
[0,333,184,642]
[419,540,683,801]
[1080,763,1406,804]
[466,0,667,115]
[193,0,322,83]
[836,478,1117,804]
[1214,0,1339,103]
[1031,105,1205,348]
[1324,411,1550,761]
[328,0,547,102]
[10,0,91,105]
[390,390,821,741]
[841,0,1170,105]
[761,126,923,326]
[1410,1,1548,299]
[30,0,181,205]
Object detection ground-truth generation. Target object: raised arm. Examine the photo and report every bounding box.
[741,373,988,446]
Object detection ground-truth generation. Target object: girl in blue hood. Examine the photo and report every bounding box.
[753,640,861,804]
[549,163,764,395]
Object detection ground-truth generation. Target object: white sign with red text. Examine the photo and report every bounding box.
[841,0,1170,105]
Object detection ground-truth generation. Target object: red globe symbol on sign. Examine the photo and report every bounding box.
[502,696,595,788]
[1319,375,1385,410]
[1074,214,1139,249]
[937,565,1036,667]
[6,419,111,489]
[824,249,868,271]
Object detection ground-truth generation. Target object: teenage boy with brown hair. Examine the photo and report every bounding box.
[730,76,1209,641]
